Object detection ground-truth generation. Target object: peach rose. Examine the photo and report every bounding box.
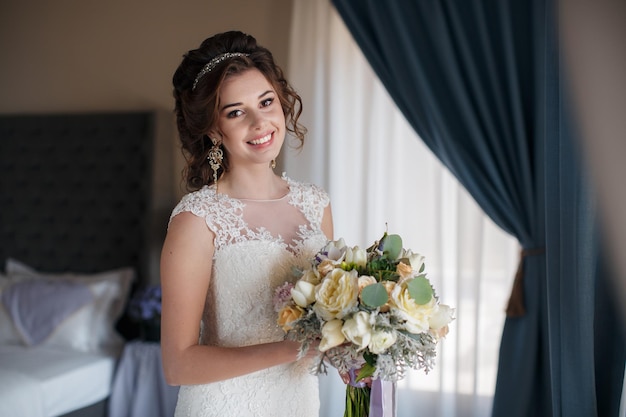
[396,261,413,279]
[277,305,304,331]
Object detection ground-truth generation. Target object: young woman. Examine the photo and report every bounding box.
[160,31,333,417]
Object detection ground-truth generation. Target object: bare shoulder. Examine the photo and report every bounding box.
[162,211,214,267]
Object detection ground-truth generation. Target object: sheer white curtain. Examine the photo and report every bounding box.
[283,1,519,416]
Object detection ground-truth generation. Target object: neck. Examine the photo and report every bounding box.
[217,166,285,200]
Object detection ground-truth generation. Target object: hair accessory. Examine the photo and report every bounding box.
[207,138,224,183]
[192,52,250,90]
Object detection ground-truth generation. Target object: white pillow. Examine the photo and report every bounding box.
[4,259,134,353]
[0,274,22,345]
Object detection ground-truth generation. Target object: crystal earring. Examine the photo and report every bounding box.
[270,159,276,169]
[207,138,223,183]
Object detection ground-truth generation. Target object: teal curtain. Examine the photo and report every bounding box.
[331,0,625,415]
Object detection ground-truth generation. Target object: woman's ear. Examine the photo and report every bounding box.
[207,129,221,143]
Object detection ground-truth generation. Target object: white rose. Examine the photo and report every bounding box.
[300,268,321,285]
[390,277,436,334]
[341,311,372,351]
[291,280,317,307]
[429,304,455,332]
[345,246,367,268]
[313,268,359,321]
[319,319,345,352]
[400,249,426,273]
[369,329,397,354]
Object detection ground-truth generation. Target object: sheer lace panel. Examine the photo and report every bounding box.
[169,176,330,254]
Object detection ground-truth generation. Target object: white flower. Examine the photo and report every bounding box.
[390,277,436,334]
[341,311,372,351]
[369,329,397,354]
[319,319,345,352]
[291,280,317,307]
[345,246,367,268]
[321,238,348,262]
[400,248,426,273]
[300,268,321,285]
[429,304,455,334]
[313,268,359,321]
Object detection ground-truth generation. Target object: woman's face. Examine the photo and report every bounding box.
[211,68,285,170]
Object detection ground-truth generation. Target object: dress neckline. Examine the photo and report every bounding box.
[211,174,292,203]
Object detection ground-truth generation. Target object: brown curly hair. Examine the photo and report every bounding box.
[172,31,306,191]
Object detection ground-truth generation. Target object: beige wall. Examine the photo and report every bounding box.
[0,0,294,282]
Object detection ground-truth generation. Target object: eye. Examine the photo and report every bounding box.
[227,109,243,118]
[261,97,274,107]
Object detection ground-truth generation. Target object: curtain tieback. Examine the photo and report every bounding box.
[505,247,545,318]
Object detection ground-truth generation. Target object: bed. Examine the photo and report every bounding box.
[0,112,154,417]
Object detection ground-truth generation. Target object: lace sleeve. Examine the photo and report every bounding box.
[168,187,212,227]
[287,179,330,231]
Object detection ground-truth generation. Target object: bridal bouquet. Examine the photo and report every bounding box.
[273,233,454,417]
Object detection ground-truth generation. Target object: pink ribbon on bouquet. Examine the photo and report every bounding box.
[369,379,396,417]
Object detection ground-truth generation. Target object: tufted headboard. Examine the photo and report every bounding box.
[0,112,154,283]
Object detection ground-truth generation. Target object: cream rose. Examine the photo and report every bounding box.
[319,319,345,352]
[369,329,397,354]
[390,278,436,333]
[291,280,317,307]
[313,268,359,321]
[341,311,372,351]
[276,305,304,331]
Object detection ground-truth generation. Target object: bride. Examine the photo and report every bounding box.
[160,31,334,417]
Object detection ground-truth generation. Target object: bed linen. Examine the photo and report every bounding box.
[0,344,116,417]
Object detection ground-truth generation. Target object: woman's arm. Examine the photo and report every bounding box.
[321,202,334,240]
[160,212,306,386]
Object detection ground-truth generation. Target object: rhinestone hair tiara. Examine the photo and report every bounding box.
[192,52,250,90]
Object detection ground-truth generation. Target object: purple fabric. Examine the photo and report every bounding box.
[1,280,93,346]
[348,367,368,388]
[370,379,396,417]
[108,341,179,417]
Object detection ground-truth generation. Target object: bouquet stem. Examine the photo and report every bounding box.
[344,368,370,417]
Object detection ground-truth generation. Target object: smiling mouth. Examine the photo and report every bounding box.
[248,133,272,145]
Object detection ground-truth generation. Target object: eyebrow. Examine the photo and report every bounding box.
[220,90,275,112]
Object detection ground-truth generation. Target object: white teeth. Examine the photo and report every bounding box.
[249,134,271,145]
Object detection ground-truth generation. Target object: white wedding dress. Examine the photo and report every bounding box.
[169,176,328,417]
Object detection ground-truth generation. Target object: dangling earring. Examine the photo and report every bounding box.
[270,159,276,169]
[207,138,223,183]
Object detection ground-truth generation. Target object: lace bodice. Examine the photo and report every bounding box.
[169,176,329,417]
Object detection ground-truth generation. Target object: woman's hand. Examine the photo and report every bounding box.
[339,369,373,387]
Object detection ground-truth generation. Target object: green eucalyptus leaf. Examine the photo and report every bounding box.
[381,234,402,259]
[360,283,388,307]
[407,275,433,305]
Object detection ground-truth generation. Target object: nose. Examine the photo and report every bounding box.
[248,109,266,130]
